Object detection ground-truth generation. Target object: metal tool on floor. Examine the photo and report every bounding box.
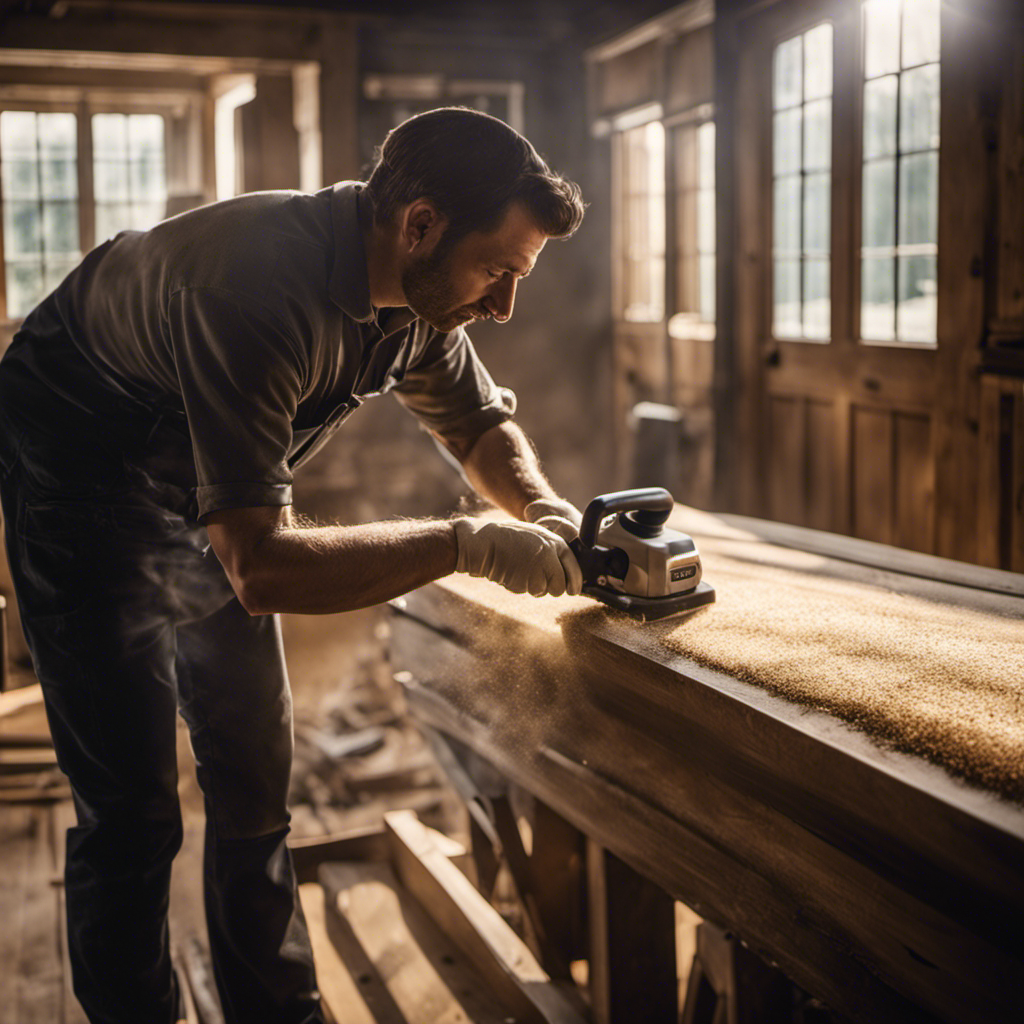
[569,488,716,621]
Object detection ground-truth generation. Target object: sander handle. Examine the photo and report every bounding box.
[578,488,674,548]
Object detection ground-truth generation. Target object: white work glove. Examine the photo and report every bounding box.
[453,518,583,597]
[523,497,584,544]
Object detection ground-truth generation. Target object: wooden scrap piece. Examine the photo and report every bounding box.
[319,859,511,1024]
[384,809,587,1024]
[0,683,42,719]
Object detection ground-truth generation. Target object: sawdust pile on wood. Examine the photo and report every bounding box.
[659,544,1024,802]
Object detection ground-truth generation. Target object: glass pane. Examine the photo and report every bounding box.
[3,200,41,257]
[40,158,77,199]
[699,254,715,322]
[861,256,895,340]
[903,0,940,67]
[803,258,830,339]
[774,35,803,109]
[804,23,833,100]
[5,260,44,318]
[130,202,165,231]
[674,126,697,190]
[95,201,131,243]
[900,63,940,152]
[697,121,715,190]
[127,114,164,157]
[42,200,80,255]
[697,188,714,254]
[38,113,76,156]
[864,0,901,78]
[43,259,78,296]
[804,98,831,171]
[774,176,801,255]
[899,151,938,245]
[897,253,937,341]
[863,76,898,159]
[129,159,166,200]
[804,172,830,255]
[774,108,802,176]
[862,158,896,248]
[645,121,665,197]
[94,159,129,201]
[0,111,37,155]
[774,258,801,336]
[92,113,127,159]
[1,159,39,200]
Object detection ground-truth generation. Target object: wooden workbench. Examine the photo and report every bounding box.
[389,508,1024,1024]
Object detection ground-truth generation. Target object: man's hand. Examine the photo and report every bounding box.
[453,518,583,597]
[523,497,583,543]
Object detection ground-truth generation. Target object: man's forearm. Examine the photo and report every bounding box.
[459,421,559,519]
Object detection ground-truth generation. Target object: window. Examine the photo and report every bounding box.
[1,107,169,320]
[616,120,666,323]
[670,119,715,338]
[1,111,82,320]
[772,23,834,341]
[860,0,940,344]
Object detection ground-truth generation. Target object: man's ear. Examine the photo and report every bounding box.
[402,199,447,254]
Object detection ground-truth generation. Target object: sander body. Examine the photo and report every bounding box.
[569,488,715,622]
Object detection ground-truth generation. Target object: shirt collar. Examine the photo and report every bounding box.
[329,181,376,323]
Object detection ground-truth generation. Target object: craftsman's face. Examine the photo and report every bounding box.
[402,203,548,333]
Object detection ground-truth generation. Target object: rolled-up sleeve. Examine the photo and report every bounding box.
[392,325,517,451]
[166,287,306,518]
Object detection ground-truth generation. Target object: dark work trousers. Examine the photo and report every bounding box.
[0,331,323,1024]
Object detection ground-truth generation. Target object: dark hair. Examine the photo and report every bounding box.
[365,106,585,243]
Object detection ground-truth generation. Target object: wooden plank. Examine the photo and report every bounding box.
[852,405,894,544]
[894,412,935,554]
[288,825,389,885]
[0,683,42,719]
[384,810,587,1024]
[586,839,677,1024]
[0,748,59,774]
[319,860,510,1024]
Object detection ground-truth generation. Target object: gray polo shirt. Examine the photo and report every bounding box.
[26,181,515,518]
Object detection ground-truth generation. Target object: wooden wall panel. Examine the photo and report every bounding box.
[893,414,934,554]
[977,376,1024,572]
[805,400,835,533]
[768,396,805,525]
[852,407,893,545]
[596,41,659,115]
[666,25,713,114]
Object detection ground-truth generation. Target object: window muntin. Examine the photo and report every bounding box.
[1,110,82,319]
[616,120,666,323]
[860,0,940,344]
[772,22,833,342]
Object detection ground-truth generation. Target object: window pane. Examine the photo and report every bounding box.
[903,0,940,67]
[898,151,938,245]
[861,256,895,340]
[862,158,896,248]
[92,113,127,158]
[863,76,898,159]
[1,159,39,199]
[804,24,833,100]
[43,259,77,295]
[697,189,714,254]
[774,35,803,109]
[774,176,801,255]
[674,126,697,189]
[129,159,166,200]
[900,63,940,152]
[5,261,44,318]
[41,158,77,199]
[42,200,80,255]
[774,108,802,176]
[131,202,166,231]
[804,98,831,171]
[699,254,715,322]
[127,114,164,158]
[697,121,715,190]
[0,111,37,155]
[95,202,131,243]
[38,113,76,156]
[804,172,830,255]
[3,200,41,257]
[774,258,801,336]
[864,0,901,78]
[897,253,937,341]
[94,160,129,201]
[803,258,830,339]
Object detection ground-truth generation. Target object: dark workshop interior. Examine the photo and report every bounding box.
[0,1,1022,1022]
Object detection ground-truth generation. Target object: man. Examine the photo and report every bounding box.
[0,107,586,1024]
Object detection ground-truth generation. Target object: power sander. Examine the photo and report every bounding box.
[569,488,715,622]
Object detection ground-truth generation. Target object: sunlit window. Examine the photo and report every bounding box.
[616,121,665,322]
[93,113,167,242]
[0,111,82,319]
[861,0,940,344]
[772,23,833,341]
[670,120,715,338]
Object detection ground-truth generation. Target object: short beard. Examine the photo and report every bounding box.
[401,237,479,333]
